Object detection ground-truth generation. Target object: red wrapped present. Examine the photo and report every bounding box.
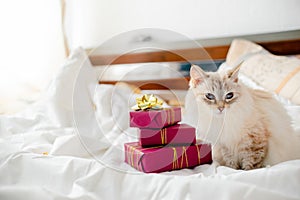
[124,141,212,173]
[139,123,196,147]
[130,107,181,129]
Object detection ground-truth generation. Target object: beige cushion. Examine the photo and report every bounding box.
[226,39,300,105]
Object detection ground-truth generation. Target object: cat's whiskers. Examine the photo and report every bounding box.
[209,106,228,147]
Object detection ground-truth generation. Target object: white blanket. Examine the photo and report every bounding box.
[0,49,300,200]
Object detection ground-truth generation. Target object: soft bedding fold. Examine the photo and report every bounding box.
[1,152,300,200]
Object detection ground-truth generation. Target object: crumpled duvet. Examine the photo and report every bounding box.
[0,48,300,200]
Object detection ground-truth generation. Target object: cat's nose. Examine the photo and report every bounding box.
[218,107,224,112]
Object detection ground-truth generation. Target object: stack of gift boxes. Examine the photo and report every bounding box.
[124,97,212,173]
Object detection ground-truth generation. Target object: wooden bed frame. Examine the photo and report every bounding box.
[89,38,300,91]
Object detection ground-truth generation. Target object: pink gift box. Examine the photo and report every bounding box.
[139,123,196,147]
[130,107,181,129]
[124,140,212,173]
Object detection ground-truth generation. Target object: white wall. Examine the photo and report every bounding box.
[65,0,300,50]
[0,0,65,113]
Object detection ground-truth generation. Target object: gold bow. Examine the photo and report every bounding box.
[131,94,163,111]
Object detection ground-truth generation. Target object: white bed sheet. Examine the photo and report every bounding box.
[1,49,300,200]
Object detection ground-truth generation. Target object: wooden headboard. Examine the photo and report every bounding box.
[90,39,300,66]
[89,38,300,91]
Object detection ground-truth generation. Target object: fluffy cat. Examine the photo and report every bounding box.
[185,64,300,170]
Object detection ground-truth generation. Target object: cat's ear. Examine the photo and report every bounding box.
[190,65,208,87]
[227,63,242,83]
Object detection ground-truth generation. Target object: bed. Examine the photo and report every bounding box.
[1,36,300,200]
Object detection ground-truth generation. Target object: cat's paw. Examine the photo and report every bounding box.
[241,164,254,170]
[225,160,239,169]
[242,162,264,170]
[241,160,264,170]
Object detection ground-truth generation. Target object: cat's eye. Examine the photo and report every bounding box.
[226,92,234,100]
[205,93,215,100]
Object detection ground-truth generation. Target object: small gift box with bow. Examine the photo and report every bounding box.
[124,140,212,173]
[130,94,181,129]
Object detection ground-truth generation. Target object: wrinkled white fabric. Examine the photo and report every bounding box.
[0,50,300,200]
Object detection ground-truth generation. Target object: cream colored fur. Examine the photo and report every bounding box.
[186,65,300,170]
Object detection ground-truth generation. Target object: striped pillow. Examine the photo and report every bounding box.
[226,39,300,105]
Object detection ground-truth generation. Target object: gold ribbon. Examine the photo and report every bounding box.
[195,145,201,165]
[160,128,167,145]
[172,148,179,169]
[128,146,135,167]
[167,109,170,124]
[131,94,163,111]
[127,145,143,170]
[180,147,189,168]
[166,108,175,125]
[172,147,189,169]
[171,109,175,124]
